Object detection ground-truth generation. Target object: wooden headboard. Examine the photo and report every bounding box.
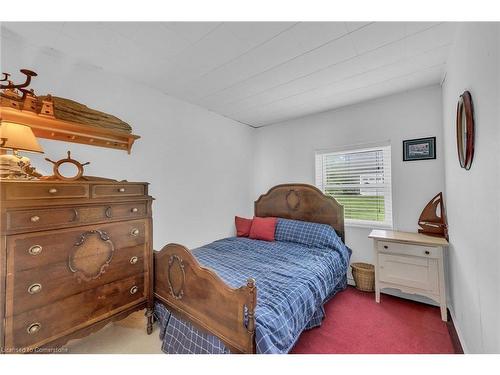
[254,183,345,242]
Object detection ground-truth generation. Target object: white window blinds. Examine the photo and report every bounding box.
[315,143,393,228]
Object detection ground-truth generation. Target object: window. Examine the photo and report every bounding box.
[315,143,392,228]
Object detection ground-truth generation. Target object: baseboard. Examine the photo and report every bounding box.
[448,307,468,353]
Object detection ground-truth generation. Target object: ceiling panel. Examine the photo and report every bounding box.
[349,22,407,54]
[233,57,447,124]
[213,43,450,120]
[157,22,300,91]
[172,22,351,100]
[197,35,358,111]
[163,22,221,43]
[168,22,298,98]
[240,65,444,126]
[1,21,457,127]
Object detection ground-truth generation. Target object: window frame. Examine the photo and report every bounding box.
[315,141,393,229]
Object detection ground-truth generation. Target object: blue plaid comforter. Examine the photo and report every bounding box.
[155,218,351,354]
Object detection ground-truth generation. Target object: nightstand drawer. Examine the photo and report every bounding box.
[378,253,439,292]
[377,241,440,258]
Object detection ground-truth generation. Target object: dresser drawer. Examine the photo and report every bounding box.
[377,241,441,258]
[7,219,148,272]
[4,274,145,350]
[6,206,79,232]
[91,184,145,198]
[4,183,89,200]
[378,253,439,292]
[6,202,148,232]
[99,201,148,221]
[6,244,147,316]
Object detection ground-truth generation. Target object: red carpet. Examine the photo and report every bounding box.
[291,286,456,354]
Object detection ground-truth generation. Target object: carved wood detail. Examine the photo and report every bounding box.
[155,243,257,354]
[69,229,115,283]
[167,255,185,300]
[285,189,300,211]
[255,183,345,242]
[38,303,148,352]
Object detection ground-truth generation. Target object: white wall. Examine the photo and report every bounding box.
[1,32,255,250]
[254,85,445,283]
[441,23,500,353]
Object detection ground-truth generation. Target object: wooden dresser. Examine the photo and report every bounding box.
[0,180,154,353]
[369,230,449,321]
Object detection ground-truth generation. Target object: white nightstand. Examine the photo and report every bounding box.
[369,229,449,321]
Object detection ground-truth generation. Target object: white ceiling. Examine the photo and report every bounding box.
[1,22,457,127]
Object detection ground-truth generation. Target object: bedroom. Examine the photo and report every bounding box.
[0,0,499,372]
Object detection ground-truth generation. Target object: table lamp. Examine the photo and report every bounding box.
[0,121,44,179]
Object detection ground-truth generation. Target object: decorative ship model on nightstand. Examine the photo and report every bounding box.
[418,192,448,240]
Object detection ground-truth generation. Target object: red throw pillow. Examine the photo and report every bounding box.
[249,216,277,241]
[235,216,253,237]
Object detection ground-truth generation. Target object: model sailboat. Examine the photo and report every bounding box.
[418,192,448,240]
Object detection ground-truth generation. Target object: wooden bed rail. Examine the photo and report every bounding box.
[154,243,257,353]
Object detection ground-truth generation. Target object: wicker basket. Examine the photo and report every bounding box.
[351,262,375,292]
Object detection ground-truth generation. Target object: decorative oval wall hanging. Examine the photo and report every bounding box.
[456,91,475,170]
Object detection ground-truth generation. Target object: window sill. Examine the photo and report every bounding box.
[345,221,393,230]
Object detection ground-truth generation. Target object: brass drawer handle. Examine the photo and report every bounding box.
[28,245,43,256]
[30,215,40,223]
[130,228,139,236]
[72,208,79,222]
[48,188,58,194]
[28,283,42,295]
[130,256,138,265]
[27,323,41,335]
[118,187,126,193]
[131,207,138,213]
[130,286,138,295]
[105,206,113,218]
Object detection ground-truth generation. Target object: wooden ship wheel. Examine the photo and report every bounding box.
[43,151,90,181]
[40,151,119,182]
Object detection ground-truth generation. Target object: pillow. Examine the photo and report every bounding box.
[235,216,253,237]
[249,216,277,241]
[275,218,342,249]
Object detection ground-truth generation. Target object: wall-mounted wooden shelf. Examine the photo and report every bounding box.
[0,106,140,154]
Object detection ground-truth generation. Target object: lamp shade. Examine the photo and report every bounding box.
[0,122,44,153]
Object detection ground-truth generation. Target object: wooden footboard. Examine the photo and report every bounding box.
[154,243,257,353]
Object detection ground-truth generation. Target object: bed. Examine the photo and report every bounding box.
[153,184,350,354]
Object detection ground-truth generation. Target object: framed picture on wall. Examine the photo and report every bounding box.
[403,137,436,161]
